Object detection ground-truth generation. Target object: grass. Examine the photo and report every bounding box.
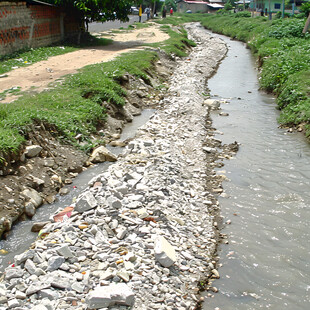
[0,36,112,75]
[0,18,196,161]
[0,50,158,155]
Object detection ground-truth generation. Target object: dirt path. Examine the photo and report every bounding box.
[0,24,169,103]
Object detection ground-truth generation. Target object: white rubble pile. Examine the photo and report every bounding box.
[0,24,227,310]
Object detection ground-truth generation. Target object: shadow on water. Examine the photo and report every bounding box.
[203,34,310,310]
[0,109,154,271]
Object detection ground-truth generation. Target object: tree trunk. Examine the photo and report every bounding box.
[303,13,310,34]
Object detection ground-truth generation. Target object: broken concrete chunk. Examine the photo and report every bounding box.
[86,283,135,308]
[75,191,97,212]
[154,236,177,267]
[5,267,24,280]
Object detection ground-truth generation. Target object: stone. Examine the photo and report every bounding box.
[15,290,26,299]
[89,146,117,163]
[47,256,65,271]
[25,145,42,158]
[15,250,35,265]
[25,202,36,217]
[8,298,20,308]
[75,192,97,213]
[24,259,36,275]
[31,306,49,310]
[26,283,51,296]
[5,268,24,280]
[106,196,122,209]
[86,283,135,308]
[21,188,43,208]
[38,289,59,301]
[71,282,84,293]
[31,221,50,232]
[56,244,73,258]
[154,236,177,268]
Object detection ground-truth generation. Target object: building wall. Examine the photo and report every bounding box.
[177,2,209,13]
[0,1,80,56]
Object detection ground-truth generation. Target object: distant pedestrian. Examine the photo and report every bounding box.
[145,7,150,20]
[163,6,167,18]
[139,5,142,22]
[170,8,173,16]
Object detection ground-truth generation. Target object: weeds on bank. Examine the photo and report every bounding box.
[0,36,112,75]
[0,50,158,154]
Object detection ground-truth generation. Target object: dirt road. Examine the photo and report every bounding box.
[0,23,168,103]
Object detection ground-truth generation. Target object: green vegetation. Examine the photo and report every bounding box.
[0,36,112,75]
[153,25,196,57]
[0,50,158,154]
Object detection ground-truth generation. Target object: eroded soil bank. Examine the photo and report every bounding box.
[0,23,237,310]
[0,51,173,239]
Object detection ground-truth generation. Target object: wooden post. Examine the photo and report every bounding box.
[303,13,310,34]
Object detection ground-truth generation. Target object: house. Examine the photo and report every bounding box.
[0,0,80,56]
[249,0,302,13]
[177,0,224,13]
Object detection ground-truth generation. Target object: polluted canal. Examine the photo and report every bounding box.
[202,34,310,309]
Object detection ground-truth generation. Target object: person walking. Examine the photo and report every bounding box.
[170,7,173,16]
[162,6,167,18]
[139,5,142,22]
[145,6,150,19]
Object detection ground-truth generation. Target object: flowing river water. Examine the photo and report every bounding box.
[203,34,310,309]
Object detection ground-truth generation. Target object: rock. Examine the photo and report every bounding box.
[31,305,49,310]
[75,192,97,212]
[38,289,59,301]
[59,188,69,195]
[106,196,122,209]
[24,259,36,275]
[203,99,220,109]
[71,282,84,293]
[21,188,43,208]
[202,147,217,153]
[211,269,220,278]
[8,298,20,308]
[86,283,135,308]
[26,283,51,296]
[5,267,24,280]
[154,236,177,267]
[25,202,36,217]
[15,250,35,265]
[31,221,50,232]
[47,256,65,271]
[25,145,42,158]
[56,244,74,258]
[89,146,117,163]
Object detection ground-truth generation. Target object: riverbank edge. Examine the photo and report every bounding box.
[198,15,310,138]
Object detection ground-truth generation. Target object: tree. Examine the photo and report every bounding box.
[52,0,134,22]
[165,0,177,11]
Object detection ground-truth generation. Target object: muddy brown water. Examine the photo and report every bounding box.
[203,34,310,310]
[0,109,154,271]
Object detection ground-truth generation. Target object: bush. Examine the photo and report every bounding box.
[234,11,251,18]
